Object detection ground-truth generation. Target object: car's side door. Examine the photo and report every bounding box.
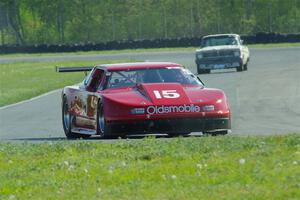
[84,68,105,122]
[71,68,105,130]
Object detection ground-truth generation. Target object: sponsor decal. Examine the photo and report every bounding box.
[146,104,200,115]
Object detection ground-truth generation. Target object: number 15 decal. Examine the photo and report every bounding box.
[153,90,180,99]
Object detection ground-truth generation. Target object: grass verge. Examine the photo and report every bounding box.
[0,134,300,199]
[0,42,299,58]
[0,59,136,107]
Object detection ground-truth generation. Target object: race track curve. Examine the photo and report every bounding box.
[0,47,299,140]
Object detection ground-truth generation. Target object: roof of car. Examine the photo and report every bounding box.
[202,34,239,39]
[95,62,182,71]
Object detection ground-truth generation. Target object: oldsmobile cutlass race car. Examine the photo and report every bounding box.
[57,62,231,139]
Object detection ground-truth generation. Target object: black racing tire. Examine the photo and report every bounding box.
[62,96,90,139]
[203,130,228,136]
[243,62,248,71]
[197,65,210,74]
[197,65,204,74]
[167,132,191,137]
[97,103,114,139]
[237,65,243,72]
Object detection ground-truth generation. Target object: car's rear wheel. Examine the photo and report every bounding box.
[62,96,90,139]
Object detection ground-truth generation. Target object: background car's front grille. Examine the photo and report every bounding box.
[203,50,234,58]
[203,51,218,57]
[219,50,234,56]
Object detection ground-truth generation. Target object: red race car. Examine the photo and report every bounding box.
[57,62,231,139]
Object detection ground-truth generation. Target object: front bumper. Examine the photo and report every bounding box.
[107,117,231,135]
[196,56,242,70]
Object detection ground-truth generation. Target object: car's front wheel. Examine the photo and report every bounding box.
[197,65,210,74]
[237,64,243,72]
[243,62,248,71]
[97,103,113,138]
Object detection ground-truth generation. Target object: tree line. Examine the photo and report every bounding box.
[0,0,299,45]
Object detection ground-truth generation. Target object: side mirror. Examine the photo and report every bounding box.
[240,39,244,44]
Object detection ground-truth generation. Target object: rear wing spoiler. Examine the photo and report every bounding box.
[56,66,94,72]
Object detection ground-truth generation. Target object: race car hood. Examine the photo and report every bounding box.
[136,83,190,105]
[196,45,240,53]
[101,83,225,106]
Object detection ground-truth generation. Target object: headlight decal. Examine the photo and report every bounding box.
[202,105,215,111]
[131,108,145,114]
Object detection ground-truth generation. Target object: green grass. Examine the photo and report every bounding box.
[0,60,136,107]
[0,134,299,199]
[0,42,299,58]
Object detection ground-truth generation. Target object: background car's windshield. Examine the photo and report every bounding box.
[106,68,202,89]
[201,36,238,47]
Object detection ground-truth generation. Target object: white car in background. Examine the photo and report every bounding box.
[195,34,250,74]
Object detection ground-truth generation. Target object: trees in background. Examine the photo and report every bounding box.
[0,0,299,45]
[1,0,25,44]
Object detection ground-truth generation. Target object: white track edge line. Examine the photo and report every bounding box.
[0,89,62,110]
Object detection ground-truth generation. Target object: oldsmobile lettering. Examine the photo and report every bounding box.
[146,104,201,115]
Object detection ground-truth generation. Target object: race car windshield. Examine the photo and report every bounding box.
[106,68,203,89]
[201,36,238,47]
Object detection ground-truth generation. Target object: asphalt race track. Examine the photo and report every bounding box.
[0,47,299,140]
